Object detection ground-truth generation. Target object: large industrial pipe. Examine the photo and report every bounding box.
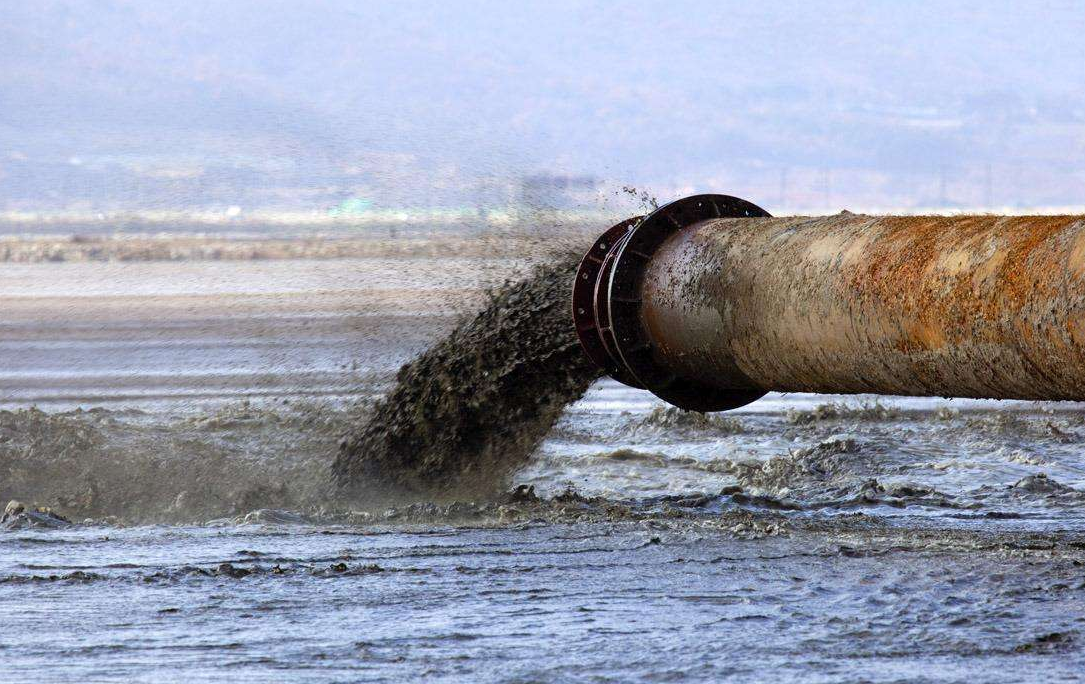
[573,194,1085,411]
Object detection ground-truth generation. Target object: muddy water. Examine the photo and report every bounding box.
[333,254,602,497]
[2,255,1085,681]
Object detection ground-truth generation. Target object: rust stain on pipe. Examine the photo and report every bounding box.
[575,194,1085,410]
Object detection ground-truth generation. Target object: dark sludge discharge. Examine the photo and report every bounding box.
[332,252,603,498]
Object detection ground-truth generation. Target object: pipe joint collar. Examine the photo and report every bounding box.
[573,194,770,411]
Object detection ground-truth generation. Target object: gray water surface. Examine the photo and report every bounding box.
[2,257,1084,682]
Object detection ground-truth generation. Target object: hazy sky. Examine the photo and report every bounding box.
[2,0,1084,210]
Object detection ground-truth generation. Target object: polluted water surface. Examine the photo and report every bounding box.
[2,250,1085,682]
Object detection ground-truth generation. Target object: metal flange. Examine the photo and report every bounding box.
[574,194,772,412]
[572,216,645,388]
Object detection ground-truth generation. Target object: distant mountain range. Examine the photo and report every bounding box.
[2,0,1083,213]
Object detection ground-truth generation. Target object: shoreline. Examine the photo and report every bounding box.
[0,231,591,263]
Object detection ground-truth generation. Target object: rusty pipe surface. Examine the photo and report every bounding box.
[573,194,1085,411]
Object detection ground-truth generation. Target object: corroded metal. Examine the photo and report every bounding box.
[572,216,644,388]
[577,195,1085,411]
[574,195,772,410]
